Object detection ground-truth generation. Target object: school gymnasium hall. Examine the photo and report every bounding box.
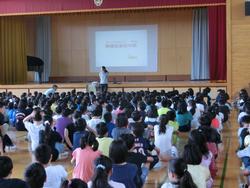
[0,0,249,188]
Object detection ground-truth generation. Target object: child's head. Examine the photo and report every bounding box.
[103,112,112,124]
[35,144,52,165]
[72,111,82,123]
[199,113,212,127]
[61,179,87,188]
[166,110,176,121]
[187,99,196,108]
[92,106,102,117]
[24,163,46,188]
[161,99,171,108]
[116,113,128,128]
[119,133,135,150]
[109,140,128,164]
[183,143,202,165]
[131,111,141,122]
[147,105,158,118]
[177,101,188,114]
[33,108,42,122]
[55,105,62,115]
[168,158,197,188]
[188,129,208,156]
[132,122,145,137]
[138,101,146,111]
[96,122,108,137]
[241,115,250,128]
[62,108,71,117]
[105,104,113,113]
[0,156,13,178]
[187,88,194,96]
[92,155,113,188]
[75,118,87,132]
[80,131,98,151]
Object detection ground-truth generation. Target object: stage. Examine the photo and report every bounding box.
[0,81,227,100]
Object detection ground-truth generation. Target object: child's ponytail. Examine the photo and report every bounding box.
[168,158,197,188]
[92,155,112,188]
[80,131,99,151]
[159,114,168,134]
[179,170,197,188]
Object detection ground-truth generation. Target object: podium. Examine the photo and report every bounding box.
[86,82,101,95]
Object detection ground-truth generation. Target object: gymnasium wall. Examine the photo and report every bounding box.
[230,0,250,96]
[50,9,192,77]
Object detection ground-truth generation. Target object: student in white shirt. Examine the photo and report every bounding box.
[238,101,250,124]
[23,108,45,152]
[154,114,177,161]
[44,85,58,97]
[35,144,67,188]
[87,106,103,133]
[87,155,125,188]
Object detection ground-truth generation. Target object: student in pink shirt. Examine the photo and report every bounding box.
[71,131,101,183]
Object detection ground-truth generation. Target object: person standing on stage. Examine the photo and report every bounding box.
[99,66,109,94]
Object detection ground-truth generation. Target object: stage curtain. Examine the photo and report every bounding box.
[0,0,226,16]
[191,8,209,80]
[35,16,51,82]
[0,17,27,84]
[208,6,226,81]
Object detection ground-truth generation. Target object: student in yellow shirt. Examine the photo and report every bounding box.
[157,99,171,116]
[96,122,113,156]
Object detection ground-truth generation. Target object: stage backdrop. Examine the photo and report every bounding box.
[43,9,192,77]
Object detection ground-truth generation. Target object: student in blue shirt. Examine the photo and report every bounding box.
[109,140,138,188]
[175,101,192,132]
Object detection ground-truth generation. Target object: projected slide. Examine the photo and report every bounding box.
[88,25,158,72]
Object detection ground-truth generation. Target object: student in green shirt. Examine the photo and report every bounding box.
[157,99,171,116]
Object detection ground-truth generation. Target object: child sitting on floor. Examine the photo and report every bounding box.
[132,122,160,169]
[120,133,153,186]
[237,135,250,184]
[35,144,67,188]
[71,131,101,183]
[161,158,197,188]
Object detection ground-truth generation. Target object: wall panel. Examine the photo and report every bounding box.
[231,0,250,96]
[51,9,192,77]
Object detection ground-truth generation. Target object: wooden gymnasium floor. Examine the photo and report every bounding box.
[3,109,241,188]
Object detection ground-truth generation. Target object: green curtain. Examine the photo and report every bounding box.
[0,17,27,84]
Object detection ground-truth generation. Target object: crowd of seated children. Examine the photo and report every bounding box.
[0,86,232,188]
[236,89,250,186]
